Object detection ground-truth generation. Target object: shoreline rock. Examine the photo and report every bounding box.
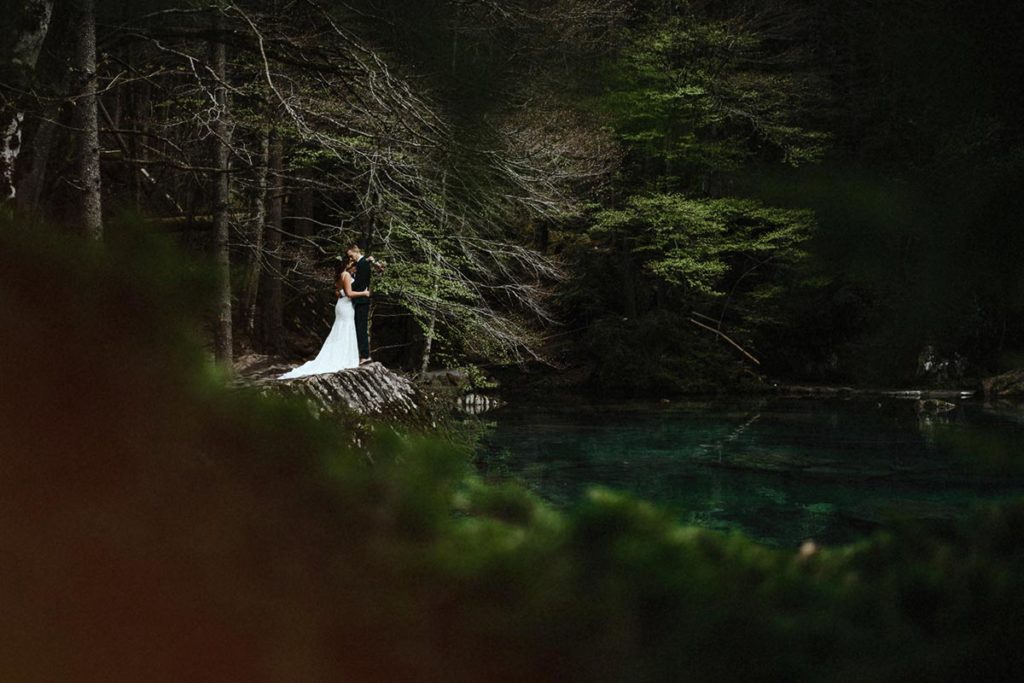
[980,368,1024,400]
[233,354,426,422]
[774,385,975,400]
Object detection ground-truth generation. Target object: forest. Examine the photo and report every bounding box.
[5,0,1022,385]
[3,0,1024,680]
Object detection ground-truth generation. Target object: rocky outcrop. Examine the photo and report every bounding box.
[916,398,956,414]
[420,368,471,391]
[980,368,1024,399]
[234,354,426,422]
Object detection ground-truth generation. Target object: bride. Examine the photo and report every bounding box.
[278,256,369,380]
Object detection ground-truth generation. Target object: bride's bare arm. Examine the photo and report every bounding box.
[341,272,369,299]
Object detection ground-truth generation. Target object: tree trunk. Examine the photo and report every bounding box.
[420,311,438,375]
[420,172,449,373]
[294,181,314,237]
[621,241,638,318]
[72,0,102,238]
[1,113,24,205]
[244,128,270,337]
[533,218,550,252]
[211,18,233,363]
[261,132,285,353]
[420,251,443,375]
[17,34,74,218]
[0,0,54,204]
[14,116,58,214]
[132,78,152,206]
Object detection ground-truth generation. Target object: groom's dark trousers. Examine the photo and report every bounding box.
[354,303,370,359]
[352,256,372,359]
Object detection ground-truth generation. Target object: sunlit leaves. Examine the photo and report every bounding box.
[592,193,813,295]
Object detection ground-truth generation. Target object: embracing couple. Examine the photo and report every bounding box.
[279,243,382,380]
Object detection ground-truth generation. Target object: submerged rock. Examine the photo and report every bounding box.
[916,398,956,414]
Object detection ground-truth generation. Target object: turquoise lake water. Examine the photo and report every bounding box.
[477,397,1024,547]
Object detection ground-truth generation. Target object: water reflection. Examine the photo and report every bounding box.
[478,397,1024,547]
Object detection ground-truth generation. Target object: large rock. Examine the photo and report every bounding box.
[980,368,1024,399]
[234,354,425,422]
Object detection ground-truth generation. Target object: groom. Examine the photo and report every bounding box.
[346,242,374,365]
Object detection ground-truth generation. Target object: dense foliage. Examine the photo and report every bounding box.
[549,0,830,391]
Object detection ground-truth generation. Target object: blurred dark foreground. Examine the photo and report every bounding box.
[3,221,1024,682]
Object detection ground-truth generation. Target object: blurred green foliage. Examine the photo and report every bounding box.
[4,221,1024,681]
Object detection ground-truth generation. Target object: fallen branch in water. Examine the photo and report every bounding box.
[688,317,761,366]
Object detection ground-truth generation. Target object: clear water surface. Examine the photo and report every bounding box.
[477,397,1024,547]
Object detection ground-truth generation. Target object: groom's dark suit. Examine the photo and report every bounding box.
[352,256,372,360]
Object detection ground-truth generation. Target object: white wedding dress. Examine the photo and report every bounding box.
[278,292,360,379]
